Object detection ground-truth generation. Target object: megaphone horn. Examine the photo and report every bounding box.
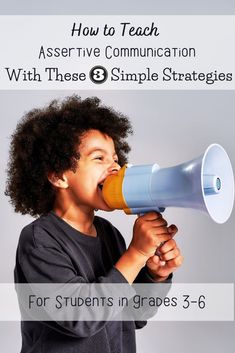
[102,144,234,224]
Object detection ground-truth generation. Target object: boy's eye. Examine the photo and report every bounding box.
[94,156,103,161]
[93,155,119,163]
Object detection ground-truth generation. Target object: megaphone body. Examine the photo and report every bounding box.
[102,144,234,224]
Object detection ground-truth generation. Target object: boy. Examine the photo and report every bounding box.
[6,95,183,353]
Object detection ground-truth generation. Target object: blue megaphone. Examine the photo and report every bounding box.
[102,144,234,224]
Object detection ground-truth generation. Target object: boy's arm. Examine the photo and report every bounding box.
[17,244,136,337]
[113,213,182,328]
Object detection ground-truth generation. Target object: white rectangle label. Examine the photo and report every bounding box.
[0,283,233,321]
[0,16,234,89]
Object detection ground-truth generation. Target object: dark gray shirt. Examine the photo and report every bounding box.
[15,212,155,353]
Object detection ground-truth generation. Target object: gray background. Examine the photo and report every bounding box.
[1,90,234,352]
[1,0,235,14]
[1,1,235,352]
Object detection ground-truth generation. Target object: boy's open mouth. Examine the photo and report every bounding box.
[98,183,104,190]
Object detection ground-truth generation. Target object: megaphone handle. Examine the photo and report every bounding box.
[137,207,165,217]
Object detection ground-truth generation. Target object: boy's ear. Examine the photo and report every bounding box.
[47,172,69,189]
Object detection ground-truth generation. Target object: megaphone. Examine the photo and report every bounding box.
[102,144,234,224]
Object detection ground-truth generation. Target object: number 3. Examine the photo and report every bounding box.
[89,66,108,84]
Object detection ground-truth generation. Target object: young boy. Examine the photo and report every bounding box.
[6,95,183,353]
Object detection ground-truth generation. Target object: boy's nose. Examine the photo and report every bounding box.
[108,161,120,175]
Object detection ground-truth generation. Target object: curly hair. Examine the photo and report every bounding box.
[5,95,133,217]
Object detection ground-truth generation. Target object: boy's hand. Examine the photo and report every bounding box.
[129,212,173,261]
[146,225,183,282]
[116,212,182,284]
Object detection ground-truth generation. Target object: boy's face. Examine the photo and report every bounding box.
[63,129,120,212]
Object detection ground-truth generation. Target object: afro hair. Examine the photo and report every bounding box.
[5,95,133,217]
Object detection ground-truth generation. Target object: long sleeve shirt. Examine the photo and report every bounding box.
[14,211,171,353]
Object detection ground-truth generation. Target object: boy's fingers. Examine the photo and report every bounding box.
[159,239,177,253]
[167,224,178,236]
[147,255,159,268]
[152,225,169,235]
[154,233,172,245]
[160,248,180,262]
[164,255,184,269]
[146,255,165,270]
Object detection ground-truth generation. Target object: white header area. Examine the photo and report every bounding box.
[0,16,234,89]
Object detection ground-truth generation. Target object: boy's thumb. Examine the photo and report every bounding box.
[146,255,165,271]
